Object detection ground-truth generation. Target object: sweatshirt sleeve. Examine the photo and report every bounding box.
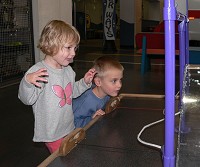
[72,78,92,98]
[18,74,45,105]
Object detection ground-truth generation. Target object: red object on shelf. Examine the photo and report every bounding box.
[188,10,200,19]
[135,21,179,50]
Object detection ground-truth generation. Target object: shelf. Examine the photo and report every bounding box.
[0,44,29,53]
[150,0,160,1]
[0,27,30,32]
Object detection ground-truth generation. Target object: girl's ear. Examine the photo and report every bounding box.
[93,77,101,86]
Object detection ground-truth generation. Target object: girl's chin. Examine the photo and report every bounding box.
[62,59,73,66]
[62,62,70,67]
[68,59,73,63]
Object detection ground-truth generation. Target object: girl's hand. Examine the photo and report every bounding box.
[26,68,49,88]
[84,68,96,85]
[92,109,105,118]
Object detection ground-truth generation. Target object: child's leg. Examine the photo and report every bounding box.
[45,138,64,153]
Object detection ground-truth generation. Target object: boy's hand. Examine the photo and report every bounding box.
[92,109,105,118]
[84,68,96,85]
[26,68,48,88]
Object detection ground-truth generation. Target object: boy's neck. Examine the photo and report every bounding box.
[92,87,107,99]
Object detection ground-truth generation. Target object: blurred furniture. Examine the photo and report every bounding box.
[135,21,180,74]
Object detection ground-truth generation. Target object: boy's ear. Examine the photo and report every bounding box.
[94,77,101,86]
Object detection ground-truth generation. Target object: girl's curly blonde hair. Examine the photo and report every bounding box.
[37,20,80,56]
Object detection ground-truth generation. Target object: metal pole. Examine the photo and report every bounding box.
[185,22,189,64]
[179,20,186,97]
[163,0,176,166]
[185,0,189,64]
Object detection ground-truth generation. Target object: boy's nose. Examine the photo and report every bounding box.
[117,82,122,88]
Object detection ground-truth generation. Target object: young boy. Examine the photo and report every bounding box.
[73,56,124,128]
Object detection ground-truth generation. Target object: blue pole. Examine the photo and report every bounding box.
[185,0,189,64]
[178,20,190,135]
[163,0,176,166]
[179,21,186,96]
[185,22,189,64]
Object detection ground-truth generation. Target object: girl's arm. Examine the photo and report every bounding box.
[18,68,48,105]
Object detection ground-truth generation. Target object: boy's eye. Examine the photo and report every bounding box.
[112,79,117,83]
[112,79,122,84]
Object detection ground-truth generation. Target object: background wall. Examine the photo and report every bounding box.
[175,0,187,15]
[120,0,135,48]
[32,0,72,62]
[143,0,160,21]
[85,0,102,25]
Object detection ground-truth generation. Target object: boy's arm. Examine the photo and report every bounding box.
[75,109,105,128]
[92,109,105,118]
[73,90,95,127]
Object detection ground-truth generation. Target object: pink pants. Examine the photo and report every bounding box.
[45,138,64,153]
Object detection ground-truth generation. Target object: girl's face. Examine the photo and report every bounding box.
[49,43,78,69]
[97,69,123,97]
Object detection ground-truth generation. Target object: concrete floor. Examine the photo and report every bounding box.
[0,39,180,167]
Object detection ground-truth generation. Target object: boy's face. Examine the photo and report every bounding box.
[50,43,78,69]
[97,68,123,97]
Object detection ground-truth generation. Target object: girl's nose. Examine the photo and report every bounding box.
[69,49,76,57]
[72,49,76,55]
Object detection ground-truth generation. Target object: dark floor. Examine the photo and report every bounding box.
[47,98,172,167]
[176,65,200,167]
[0,39,180,167]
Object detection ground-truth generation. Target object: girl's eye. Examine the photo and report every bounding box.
[64,45,79,51]
[65,47,71,50]
[74,45,79,51]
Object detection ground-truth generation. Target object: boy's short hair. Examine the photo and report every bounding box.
[93,56,124,78]
[37,20,80,56]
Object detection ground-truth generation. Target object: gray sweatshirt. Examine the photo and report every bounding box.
[18,60,91,142]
